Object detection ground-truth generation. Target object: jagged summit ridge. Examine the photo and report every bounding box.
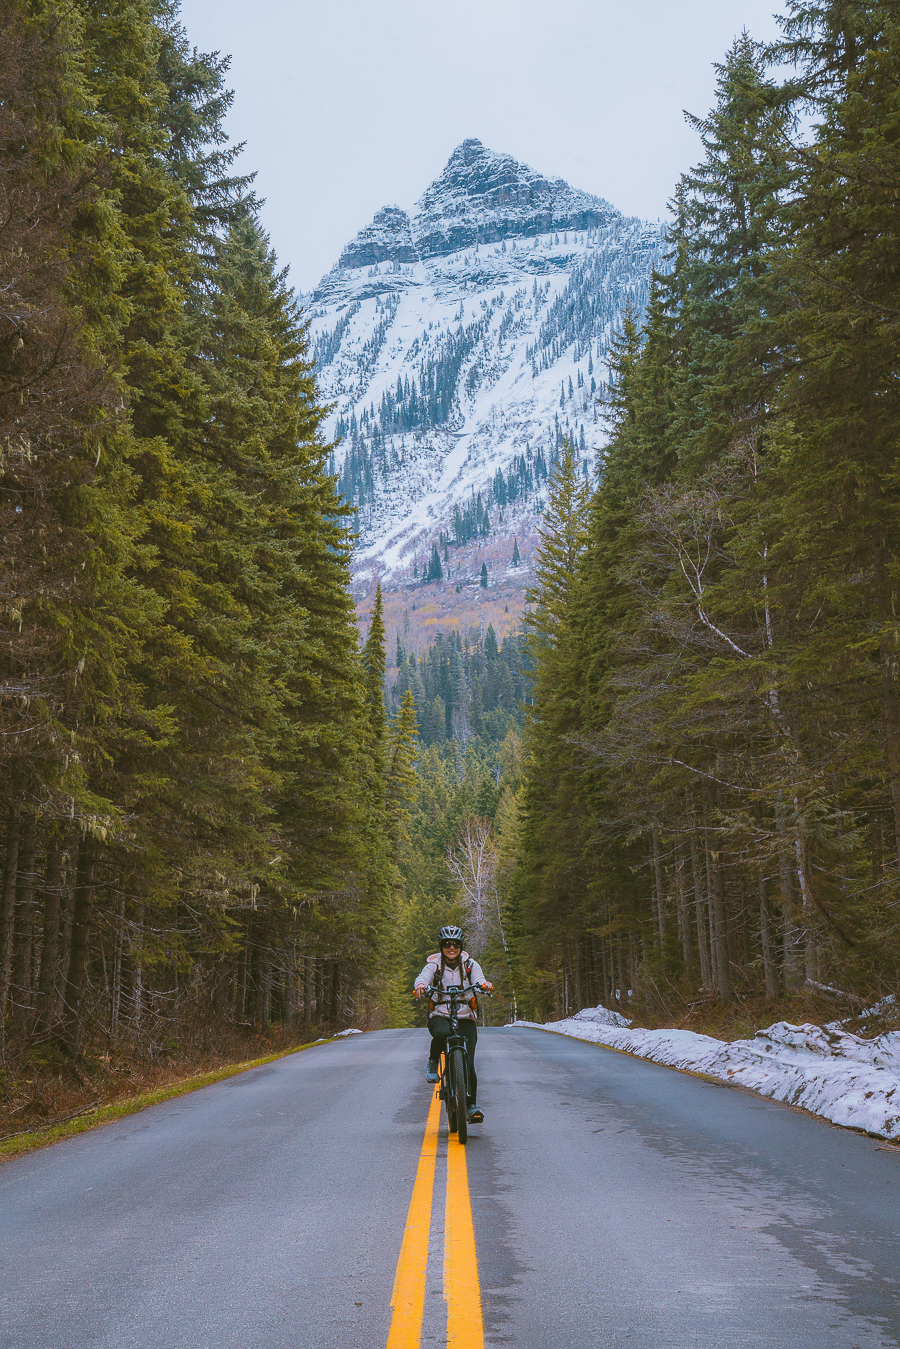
[328,139,617,280]
[414,139,615,259]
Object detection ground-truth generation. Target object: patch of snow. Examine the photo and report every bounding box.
[570,1003,632,1027]
[334,1028,363,1037]
[507,1005,900,1141]
[828,994,897,1029]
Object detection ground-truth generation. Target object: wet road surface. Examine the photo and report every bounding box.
[1,1026,899,1347]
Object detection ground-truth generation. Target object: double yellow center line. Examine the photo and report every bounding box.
[386,1091,485,1349]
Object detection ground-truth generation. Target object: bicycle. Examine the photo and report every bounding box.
[426,981,491,1144]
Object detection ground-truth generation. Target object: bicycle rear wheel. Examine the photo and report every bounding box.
[449,1047,467,1144]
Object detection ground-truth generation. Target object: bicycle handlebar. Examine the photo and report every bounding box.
[423,983,493,999]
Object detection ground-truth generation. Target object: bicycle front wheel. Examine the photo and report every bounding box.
[449,1047,467,1144]
[442,1055,457,1133]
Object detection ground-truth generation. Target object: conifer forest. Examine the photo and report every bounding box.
[0,0,419,1084]
[511,4,900,1024]
[3,0,900,1110]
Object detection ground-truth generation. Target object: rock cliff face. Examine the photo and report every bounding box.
[337,205,417,270]
[414,139,615,258]
[306,141,666,592]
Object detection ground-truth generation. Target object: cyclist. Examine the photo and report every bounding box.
[414,924,493,1124]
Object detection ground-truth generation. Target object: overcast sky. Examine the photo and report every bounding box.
[176,0,787,294]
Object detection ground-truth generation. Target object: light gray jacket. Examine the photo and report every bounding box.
[415,952,486,1021]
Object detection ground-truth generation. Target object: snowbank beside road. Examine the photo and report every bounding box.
[508,1006,900,1141]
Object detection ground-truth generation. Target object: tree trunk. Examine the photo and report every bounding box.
[759,871,778,1002]
[283,943,296,1032]
[11,815,38,1014]
[212,958,230,1020]
[258,945,272,1034]
[316,959,326,1020]
[707,842,733,1003]
[651,825,667,943]
[239,928,250,1021]
[132,961,143,1035]
[773,792,802,989]
[703,840,719,993]
[337,964,347,1028]
[599,931,610,1008]
[36,838,63,1029]
[675,853,693,969]
[328,960,340,1023]
[303,956,313,1038]
[688,819,712,989]
[628,933,638,1002]
[55,847,76,1025]
[110,895,124,1040]
[790,797,818,986]
[0,800,22,1019]
[571,933,583,1009]
[879,635,900,871]
[615,940,626,1008]
[776,846,800,991]
[128,902,144,1037]
[60,842,97,1058]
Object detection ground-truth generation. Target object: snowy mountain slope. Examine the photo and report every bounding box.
[305,140,667,587]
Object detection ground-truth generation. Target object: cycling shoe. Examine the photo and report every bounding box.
[425,1059,440,1083]
[466,1106,484,1124]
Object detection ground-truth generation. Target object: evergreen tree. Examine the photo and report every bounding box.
[0,0,396,1063]
[515,441,592,999]
[508,12,900,1013]
[363,583,388,761]
[427,543,443,582]
[768,0,900,863]
[386,690,420,857]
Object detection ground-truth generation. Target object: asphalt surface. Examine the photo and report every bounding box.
[1,1026,899,1348]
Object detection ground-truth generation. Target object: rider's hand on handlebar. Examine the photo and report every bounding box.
[414,985,425,999]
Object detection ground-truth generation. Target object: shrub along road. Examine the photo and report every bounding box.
[1,1028,898,1348]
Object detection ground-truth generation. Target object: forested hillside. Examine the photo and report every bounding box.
[509,2,900,1024]
[0,0,412,1098]
[385,625,527,1019]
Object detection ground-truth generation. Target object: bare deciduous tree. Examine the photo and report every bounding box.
[446,817,496,945]
[446,816,517,1018]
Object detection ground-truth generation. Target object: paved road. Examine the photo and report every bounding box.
[1,1027,899,1348]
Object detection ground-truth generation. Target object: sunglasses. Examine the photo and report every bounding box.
[441,941,461,949]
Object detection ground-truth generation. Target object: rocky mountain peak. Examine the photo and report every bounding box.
[418,137,551,215]
[326,141,620,283]
[414,140,616,258]
[337,205,416,271]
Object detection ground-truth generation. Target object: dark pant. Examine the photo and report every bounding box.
[428,1016,478,1103]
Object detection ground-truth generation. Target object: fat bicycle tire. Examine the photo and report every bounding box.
[450,1047,467,1144]
[442,1057,457,1133]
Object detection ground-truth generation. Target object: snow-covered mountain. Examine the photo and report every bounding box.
[306,139,666,588]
